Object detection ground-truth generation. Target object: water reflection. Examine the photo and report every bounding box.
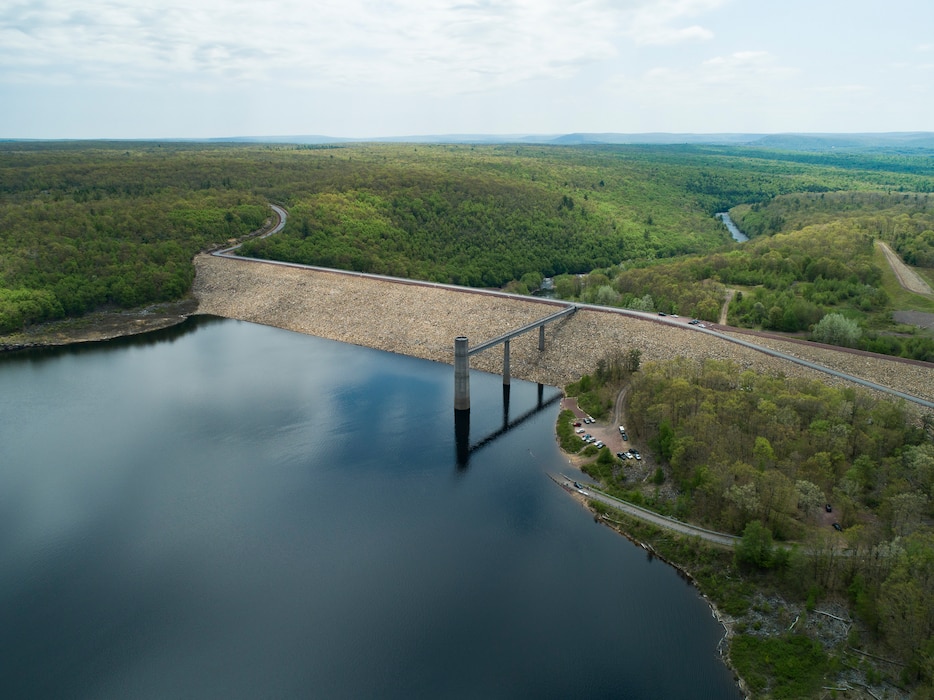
[0,315,225,366]
[454,382,562,469]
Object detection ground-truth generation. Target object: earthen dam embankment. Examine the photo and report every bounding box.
[192,254,934,406]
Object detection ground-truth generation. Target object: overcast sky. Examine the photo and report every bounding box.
[2,0,932,139]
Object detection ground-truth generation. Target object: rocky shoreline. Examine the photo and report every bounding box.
[0,298,199,353]
[191,254,934,408]
[7,254,932,409]
[5,255,931,410]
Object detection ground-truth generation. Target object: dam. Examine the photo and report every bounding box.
[192,253,934,408]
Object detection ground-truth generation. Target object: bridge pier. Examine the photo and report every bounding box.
[503,339,510,386]
[454,336,470,411]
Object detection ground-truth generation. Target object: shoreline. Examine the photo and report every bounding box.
[553,442,750,698]
[0,298,198,353]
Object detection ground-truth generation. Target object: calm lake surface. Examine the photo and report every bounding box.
[0,317,741,699]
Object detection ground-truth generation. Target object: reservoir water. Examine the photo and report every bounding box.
[0,317,741,699]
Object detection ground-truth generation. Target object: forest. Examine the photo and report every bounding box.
[566,355,934,696]
[2,141,933,358]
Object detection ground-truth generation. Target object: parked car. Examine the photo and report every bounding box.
[574,422,581,427]
[575,428,584,434]
[832,522,843,531]
[825,503,832,513]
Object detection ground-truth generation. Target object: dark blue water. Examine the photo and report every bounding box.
[0,318,740,699]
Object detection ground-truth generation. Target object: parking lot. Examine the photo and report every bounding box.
[560,396,659,485]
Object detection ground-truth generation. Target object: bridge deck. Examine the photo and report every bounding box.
[467,305,576,356]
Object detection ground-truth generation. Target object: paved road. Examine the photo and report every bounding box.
[213,204,288,256]
[554,474,740,548]
[572,302,934,410]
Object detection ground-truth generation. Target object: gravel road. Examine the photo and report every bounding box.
[878,240,934,297]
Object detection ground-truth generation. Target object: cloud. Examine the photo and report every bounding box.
[697,50,795,85]
[601,49,799,128]
[628,50,795,96]
[0,0,725,94]
[621,0,722,45]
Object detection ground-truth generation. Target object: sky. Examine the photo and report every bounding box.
[1,0,932,139]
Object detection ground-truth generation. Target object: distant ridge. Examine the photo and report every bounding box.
[205,132,934,151]
[4,132,934,152]
[548,132,761,145]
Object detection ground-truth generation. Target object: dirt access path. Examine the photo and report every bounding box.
[878,240,934,298]
[719,289,735,325]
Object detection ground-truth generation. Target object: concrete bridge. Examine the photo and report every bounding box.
[453,305,577,411]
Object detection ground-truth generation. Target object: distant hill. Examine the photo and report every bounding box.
[548,132,761,146]
[5,132,933,152]
[204,132,934,152]
[749,132,934,151]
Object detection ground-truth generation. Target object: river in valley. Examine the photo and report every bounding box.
[0,317,742,699]
[717,212,749,242]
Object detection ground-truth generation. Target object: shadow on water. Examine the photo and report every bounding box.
[454,382,562,470]
[0,315,226,366]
